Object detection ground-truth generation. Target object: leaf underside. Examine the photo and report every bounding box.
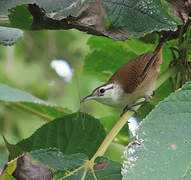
[123,82,191,180]
[0,26,23,45]
[0,83,70,120]
[0,0,180,40]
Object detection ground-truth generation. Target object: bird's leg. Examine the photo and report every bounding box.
[120,101,146,117]
[120,95,152,117]
[120,106,138,117]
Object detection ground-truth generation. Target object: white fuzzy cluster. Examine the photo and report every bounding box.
[122,140,142,178]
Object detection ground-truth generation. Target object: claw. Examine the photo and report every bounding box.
[120,99,149,117]
[120,105,138,117]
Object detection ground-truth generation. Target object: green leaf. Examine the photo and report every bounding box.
[0,0,180,40]
[84,35,159,82]
[0,157,17,180]
[1,173,15,180]
[29,149,88,171]
[5,112,106,160]
[105,143,125,162]
[182,82,191,90]
[0,0,79,15]
[88,159,122,180]
[84,36,137,82]
[28,149,122,179]
[8,4,33,29]
[161,39,178,72]
[0,153,8,169]
[123,82,191,180]
[0,172,16,180]
[0,83,70,120]
[153,79,172,104]
[102,0,180,38]
[125,38,156,55]
[1,148,122,179]
[138,79,173,120]
[0,26,23,46]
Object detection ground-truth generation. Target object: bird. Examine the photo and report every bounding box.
[81,41,164,116]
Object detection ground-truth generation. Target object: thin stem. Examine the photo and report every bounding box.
[14,102,54,120]
[90,103,141,162]
[90,66,178,162]
[81,168,88,180]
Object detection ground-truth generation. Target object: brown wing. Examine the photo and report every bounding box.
[108,45,162,93]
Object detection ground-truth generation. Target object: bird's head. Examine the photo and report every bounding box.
[80,83,115,103]
[80,82,125,107]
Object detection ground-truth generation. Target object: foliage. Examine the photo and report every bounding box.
[0,0,180,40]
[0,26,23,46]
[1,149,122,180]
[0,83,70,119]
[5,113,106,160]
[0,0,191,179]
[123,82,191,180]
[8,4,33,29]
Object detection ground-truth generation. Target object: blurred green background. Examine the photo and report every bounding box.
[0,30,118,166]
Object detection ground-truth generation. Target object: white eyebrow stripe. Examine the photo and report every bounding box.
[105,86,113,91]
[103,84,113,90]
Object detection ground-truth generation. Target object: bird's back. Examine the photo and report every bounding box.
[108,44,163,95]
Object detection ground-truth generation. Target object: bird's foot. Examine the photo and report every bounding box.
[120,98,150,117]
[120,105,138,117]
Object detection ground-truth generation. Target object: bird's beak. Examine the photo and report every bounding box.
[80,94,96,103]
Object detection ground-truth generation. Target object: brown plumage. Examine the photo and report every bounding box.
[81,41,164,112]
[108,42,163,94]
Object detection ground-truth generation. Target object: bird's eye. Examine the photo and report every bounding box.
[99,88,105,93]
